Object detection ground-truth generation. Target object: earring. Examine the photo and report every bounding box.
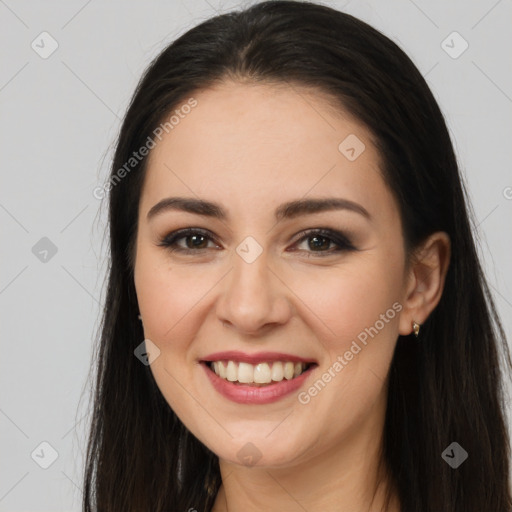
[412,321,420,338]
[138,314,142,321]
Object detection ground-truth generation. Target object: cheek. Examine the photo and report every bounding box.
[290,258,402,351]
[134,251,218,353]
[288,258,402,419]
[289,264,401,440]
[134,253,214,417]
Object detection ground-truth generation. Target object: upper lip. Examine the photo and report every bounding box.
[201,350,317,365]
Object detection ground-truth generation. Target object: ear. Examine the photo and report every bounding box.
[398,231,451,336]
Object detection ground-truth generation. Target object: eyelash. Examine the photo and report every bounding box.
[157,227,356,257]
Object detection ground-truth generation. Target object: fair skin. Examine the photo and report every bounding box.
[133,81,450,511]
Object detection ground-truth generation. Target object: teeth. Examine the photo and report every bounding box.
[226,360,237,382]
[218,361,227,379]
[209,360,310,384]
[271,361,284,381]
[238,362,253,384]
[283,362,294,380]
[254,363,271,383]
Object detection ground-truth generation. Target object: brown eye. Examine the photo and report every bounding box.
[291,228,356,257]
[158,228,219,254]
[158,227,356,257]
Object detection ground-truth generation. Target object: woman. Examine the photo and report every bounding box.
[83,1,512,510]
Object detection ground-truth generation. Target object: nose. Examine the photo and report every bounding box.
[216,249,292,336]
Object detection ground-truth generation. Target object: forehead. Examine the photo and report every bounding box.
[140,81,397,226]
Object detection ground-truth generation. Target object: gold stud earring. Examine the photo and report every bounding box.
[412,321,420,338]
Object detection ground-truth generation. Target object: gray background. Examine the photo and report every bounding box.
[1,0,511,510]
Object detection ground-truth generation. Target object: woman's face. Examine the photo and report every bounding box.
[134,81,412,468]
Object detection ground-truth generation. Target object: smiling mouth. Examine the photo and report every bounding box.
[203,360,317,386]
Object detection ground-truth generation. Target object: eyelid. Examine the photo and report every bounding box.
[158,226,358,258]
[158,227,220,250]
[291,227,355,250]
[157,227,358,258]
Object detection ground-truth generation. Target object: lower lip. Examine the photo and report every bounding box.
[201,362,316,404]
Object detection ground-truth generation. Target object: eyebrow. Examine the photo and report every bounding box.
[146,196,371,222]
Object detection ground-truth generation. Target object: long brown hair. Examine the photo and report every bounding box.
[83,1,512,510]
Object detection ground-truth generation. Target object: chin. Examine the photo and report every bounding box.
[204,433,307,468]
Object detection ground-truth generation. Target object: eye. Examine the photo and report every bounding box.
[290,228,356,257]
[158,228,220,254]
[157,227,356,257]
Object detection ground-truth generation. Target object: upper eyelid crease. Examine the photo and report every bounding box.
[146,196,372,223]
